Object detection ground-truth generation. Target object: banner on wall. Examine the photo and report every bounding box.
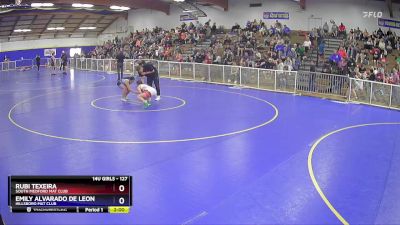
[378,18,400,29]
[263,12,289,20]
[44,49,56,56]
[180,14,198,21]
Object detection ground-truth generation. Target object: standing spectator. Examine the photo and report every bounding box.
[338,23,346,38]
[318,41,325,66]
[116,49,125,81]
[35,54,41,71]
[323,22,329,34]
[303,37,312,53]
[274,20,282,32]
[377,28,384,38]
[337,47,347,59]
[283,25,291,37]
[372,47,380,67]
[50,53,56,75]
[211,22,217,34]
[331,21,338,37]
[309,30,316,48]
[276,59,286,88]
[309,62,316,92]
[61,51,68,74]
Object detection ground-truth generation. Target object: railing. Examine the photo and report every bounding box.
[67,58,400,110]
[1,57,399,110]
[68,58,298,93]
[0,59,47,71]
[0,58,60,71]
[0,61,16,71]
[296,71,349,98]
[15,59,35,68]
[349,78,400,109]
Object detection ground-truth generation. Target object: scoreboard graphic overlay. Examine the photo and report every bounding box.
[0,213,4,225]
[9,176,132,213]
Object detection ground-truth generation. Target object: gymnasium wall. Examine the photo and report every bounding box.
[0,38,97,61]
[98,17,130,44]
[128,0,398,32]
[0,46,95,61]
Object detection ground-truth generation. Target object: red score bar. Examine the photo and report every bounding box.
[12,183,130,195]
[32,183,131,195]
[9,176,132,204]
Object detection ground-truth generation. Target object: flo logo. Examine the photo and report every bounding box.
[363,12,383,18]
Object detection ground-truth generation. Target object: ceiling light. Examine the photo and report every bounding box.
[47,27,65,30]
[174,0,185,2]
[72,3,93,8]
[79,26,96,30]
[31,3,54,7]
[110,5,130,11]
[14,29,31,32]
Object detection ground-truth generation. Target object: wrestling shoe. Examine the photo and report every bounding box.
[155,96,161,101]
[144,102,151,109]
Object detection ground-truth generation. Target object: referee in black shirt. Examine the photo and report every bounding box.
[137,61,161,101]
[116,49,125,81]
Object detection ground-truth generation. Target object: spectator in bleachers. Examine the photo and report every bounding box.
[348,29,355,41]
[92,19,303,76]
[323,22,329,35]
[338,23,346,38]
[296,44,305,60]
[274,20,282,32]
[223,48,234,65]
[372,47,381,67]
[318,41,325,66]
[303,37,312,53]
[378,39,386,50]
[377,28,384,38]
[309,29,316,48]
[337,47,347,59]
[231,23,241,33]
[283,25,291,37]
[213,55,222,64]
[331,21,338,37]
[391,69,400,85]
